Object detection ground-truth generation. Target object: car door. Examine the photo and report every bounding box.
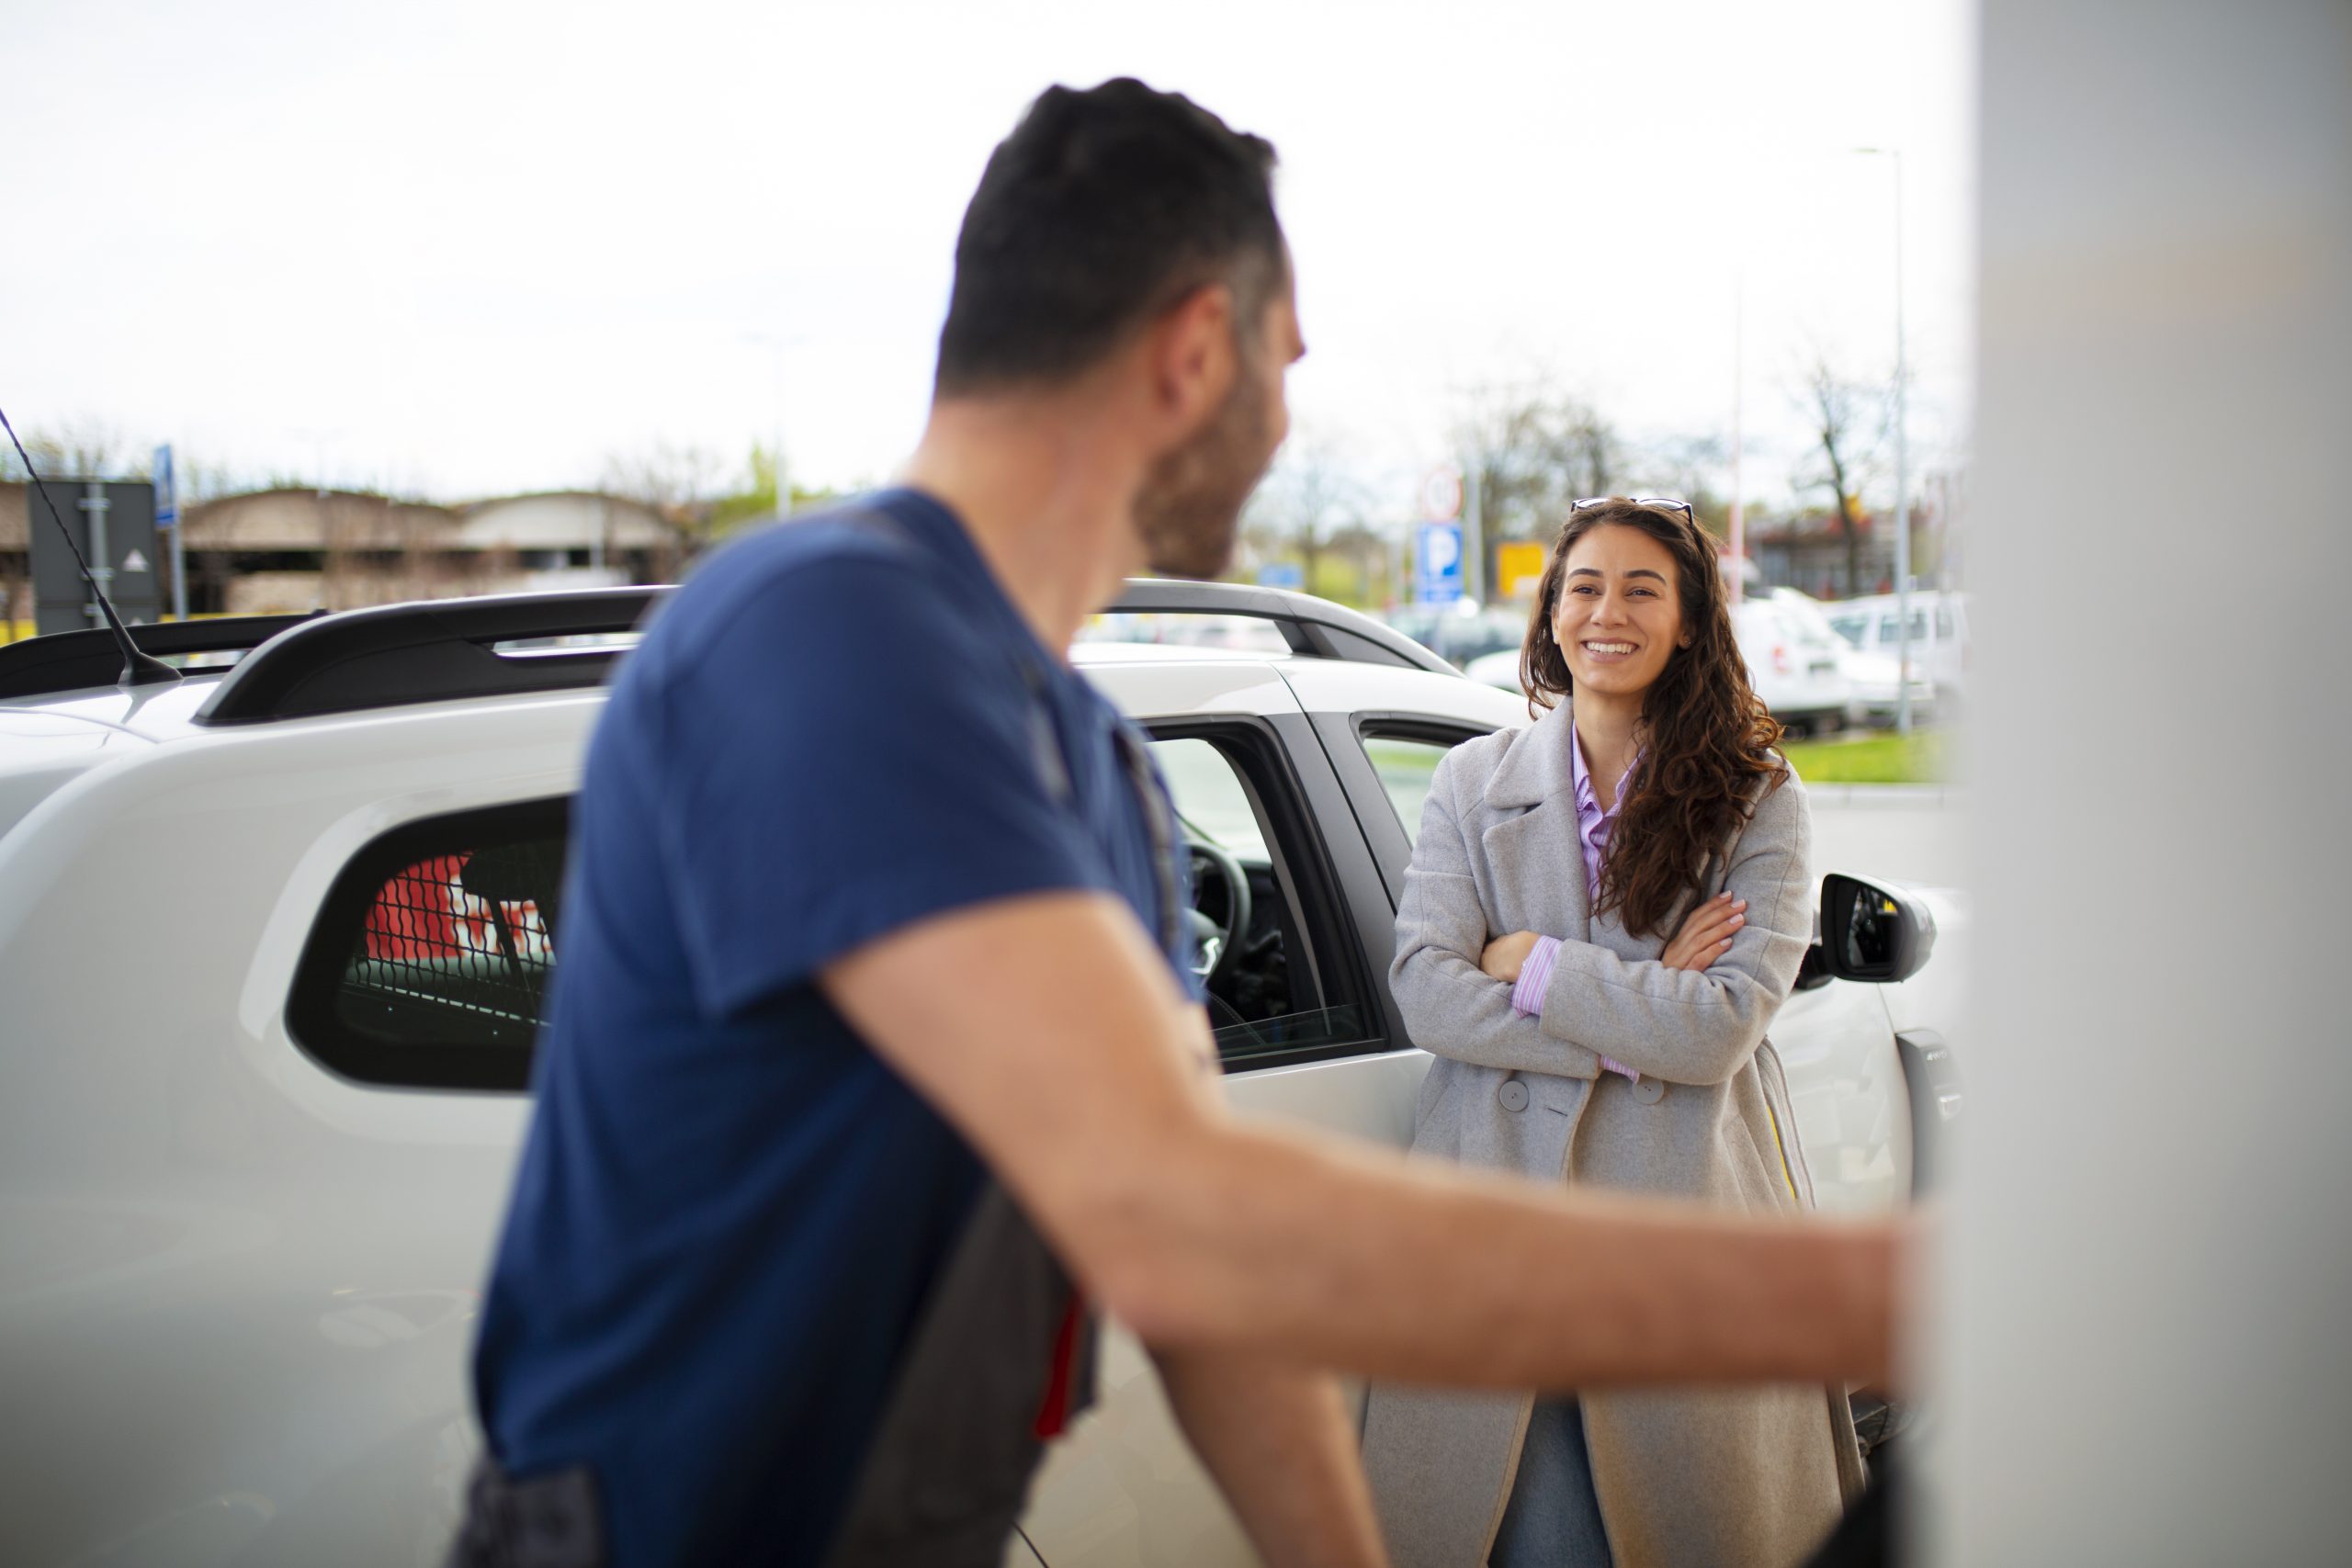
[1018,656,1438,1568]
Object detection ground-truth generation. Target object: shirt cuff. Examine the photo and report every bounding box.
[1510,936,1563,1016]
[1510,936,1639,1082]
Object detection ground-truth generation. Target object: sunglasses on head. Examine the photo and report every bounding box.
[1570,495,1695,523]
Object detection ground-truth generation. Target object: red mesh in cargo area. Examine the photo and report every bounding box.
[363,853,551,964]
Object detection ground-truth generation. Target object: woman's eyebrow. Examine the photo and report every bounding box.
[1567,567,1668,581]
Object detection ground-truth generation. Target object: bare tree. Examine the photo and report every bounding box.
[4,420,145,481]
[599,443,725,569]
[1240,435,1372,599]
[1639,434,1732,538]
[1793,357,1886,597]
[1453,383,1628,548]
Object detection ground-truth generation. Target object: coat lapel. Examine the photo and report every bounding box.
[1477,702,1592,942]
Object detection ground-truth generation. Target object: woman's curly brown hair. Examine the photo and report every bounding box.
[1517,498,1789,940]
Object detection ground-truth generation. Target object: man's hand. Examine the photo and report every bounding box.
[1660,893,1746,972]
[1153,1348,1391,1568]
[1479,930,1543,983]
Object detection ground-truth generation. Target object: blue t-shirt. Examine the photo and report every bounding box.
[472,490,1189,1566]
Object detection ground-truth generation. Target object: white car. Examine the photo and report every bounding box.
[1766,589,1937,728]
[0,583,1958,1567]
[1825,590,1972,700]
[1734,590,1855,736]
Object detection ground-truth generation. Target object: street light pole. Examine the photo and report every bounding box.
[1729,268,1747,606]
[1858,146,1914,736]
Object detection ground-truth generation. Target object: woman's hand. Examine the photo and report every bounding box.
[1660,893,1747,972]
[1480,931,1543,984]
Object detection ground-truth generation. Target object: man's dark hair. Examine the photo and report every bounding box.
[934,79,1284,397]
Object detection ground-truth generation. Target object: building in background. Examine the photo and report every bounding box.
[181,489,684,615]
[0,483,687,629]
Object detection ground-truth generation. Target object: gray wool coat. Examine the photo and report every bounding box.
[1360,701,1864,1568]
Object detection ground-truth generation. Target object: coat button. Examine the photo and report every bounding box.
[1498,1079,1530,1112]
[1631,1077,1666,1105]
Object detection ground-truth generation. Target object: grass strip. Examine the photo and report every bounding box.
[1781,728,1950,784]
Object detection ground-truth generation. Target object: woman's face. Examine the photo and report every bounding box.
[1549,524,1686,702]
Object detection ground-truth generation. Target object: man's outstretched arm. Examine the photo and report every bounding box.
[822,890,1901,1393]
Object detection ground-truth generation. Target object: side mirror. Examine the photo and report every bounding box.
[1815,873,1937,984]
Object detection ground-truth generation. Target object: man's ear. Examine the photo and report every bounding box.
[1148,283,1238,432]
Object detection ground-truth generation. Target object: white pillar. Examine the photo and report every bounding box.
[1939,4,2352,1562]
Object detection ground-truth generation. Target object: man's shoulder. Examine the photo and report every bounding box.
[674,495,946,623]
[636,494,998,685]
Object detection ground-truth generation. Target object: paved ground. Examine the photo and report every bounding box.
[1806,784,1968,891]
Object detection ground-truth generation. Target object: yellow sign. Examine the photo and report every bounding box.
[1497,542,1549,601]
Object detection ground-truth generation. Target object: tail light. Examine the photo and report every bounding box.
[1773,643,1792,675]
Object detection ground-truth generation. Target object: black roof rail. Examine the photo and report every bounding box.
[193,587,668,725]
[167,578,1450,728]
[1106,580,1458,676]
[0,614,320,701]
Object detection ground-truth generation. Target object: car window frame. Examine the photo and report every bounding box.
[1145,714,1394,1071]
[1317,712,1502,899]
[286,709,1406,1092]
[286,795,571,1092]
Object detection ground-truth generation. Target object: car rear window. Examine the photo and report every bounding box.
[287,798,570,1090]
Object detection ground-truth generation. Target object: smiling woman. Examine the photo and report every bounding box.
[1362,496,1858,1568]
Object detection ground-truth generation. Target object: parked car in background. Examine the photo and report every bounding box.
[1768,589,1935,728]
[1383,601,1530,669]
[1464,642,1529,695]
[1825,591,1972,701]
[0,584,1956,1567]
[1734,589,1853,735]
[1838,643,1940,728]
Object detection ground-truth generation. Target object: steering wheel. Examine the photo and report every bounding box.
[1183,839,1253,989]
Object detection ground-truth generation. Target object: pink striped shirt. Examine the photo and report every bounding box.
[1509,718,1641,1081]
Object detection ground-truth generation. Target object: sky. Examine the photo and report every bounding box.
[3,0,1974,523]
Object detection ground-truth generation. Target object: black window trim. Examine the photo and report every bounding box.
[1317,711,1502,900]
[287,795,571,1093]
[288,705,1410,1090]
[1144,714,1394,1073]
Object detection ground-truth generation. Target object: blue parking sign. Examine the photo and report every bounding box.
[153,445,177,526]
[1414,522,1463,605]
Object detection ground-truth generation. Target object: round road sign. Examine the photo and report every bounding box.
[1420,466,1464,522]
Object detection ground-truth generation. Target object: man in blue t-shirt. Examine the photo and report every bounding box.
[457,79,1903,1568]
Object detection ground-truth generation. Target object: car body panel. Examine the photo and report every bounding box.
[0,629,1937,1567]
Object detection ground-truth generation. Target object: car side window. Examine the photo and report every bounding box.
[1148,726,1377,1066]
[1360,735,1453,846]
[287,798,570,1090]
[289,731,1383,1087]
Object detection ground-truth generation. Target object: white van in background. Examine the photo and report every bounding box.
[1826,590,1972,699]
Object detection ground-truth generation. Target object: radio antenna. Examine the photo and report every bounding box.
[0,404,178,688]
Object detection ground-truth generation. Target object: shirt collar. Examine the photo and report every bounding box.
[1569,716,1636,818]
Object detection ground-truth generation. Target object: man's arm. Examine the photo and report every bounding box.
[1151,1348,1390,1568]
[821,890,1900,1391]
